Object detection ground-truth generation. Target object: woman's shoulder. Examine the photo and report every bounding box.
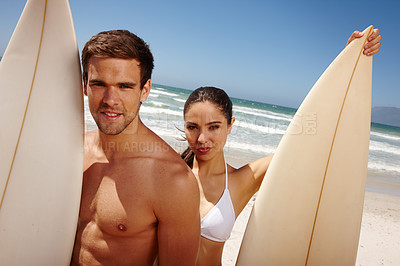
[226,163,250,183]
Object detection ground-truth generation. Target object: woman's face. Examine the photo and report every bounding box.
[184,101,234,161]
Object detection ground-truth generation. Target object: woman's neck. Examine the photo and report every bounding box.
[193,152,225,177]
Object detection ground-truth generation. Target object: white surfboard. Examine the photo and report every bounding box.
[236,26,373,265]
[0,0,83,264]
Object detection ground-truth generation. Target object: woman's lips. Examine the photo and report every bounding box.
[197,147,211,154]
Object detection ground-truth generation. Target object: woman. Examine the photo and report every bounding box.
[181,29,381,266]
[181,86,272,265]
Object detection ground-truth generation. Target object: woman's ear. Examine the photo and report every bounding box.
[228,117,235,134]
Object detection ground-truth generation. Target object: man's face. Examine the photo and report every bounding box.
[85,56,150,135]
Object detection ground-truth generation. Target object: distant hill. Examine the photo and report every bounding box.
[372,106,400,127]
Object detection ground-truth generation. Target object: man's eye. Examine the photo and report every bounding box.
[90,83,104,87]
[120,85,133,89]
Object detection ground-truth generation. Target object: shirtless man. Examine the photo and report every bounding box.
[71,30,200,265]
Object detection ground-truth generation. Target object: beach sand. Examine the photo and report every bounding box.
[221,154,400,266]
[356,192,400,265]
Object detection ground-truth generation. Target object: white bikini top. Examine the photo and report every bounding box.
[200,163,236,242]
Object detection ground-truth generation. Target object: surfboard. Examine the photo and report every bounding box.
[236,26,373,265]
[0,0,83,264]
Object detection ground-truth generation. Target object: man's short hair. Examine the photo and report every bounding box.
[82,30,154,88]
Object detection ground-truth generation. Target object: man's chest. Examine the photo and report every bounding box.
[80,163,157,236]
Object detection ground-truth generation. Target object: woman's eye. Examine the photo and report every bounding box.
[186,125,197,130]
[210,125,219,130]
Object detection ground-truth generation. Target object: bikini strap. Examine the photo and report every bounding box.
[225,162,228,189]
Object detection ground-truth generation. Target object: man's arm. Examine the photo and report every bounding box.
[155,165,200,266]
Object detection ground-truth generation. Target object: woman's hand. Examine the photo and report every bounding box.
[346,28,381,56]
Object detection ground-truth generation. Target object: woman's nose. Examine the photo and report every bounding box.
[197,130,208,144]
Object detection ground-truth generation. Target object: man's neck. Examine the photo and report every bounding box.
[96,118,144,159]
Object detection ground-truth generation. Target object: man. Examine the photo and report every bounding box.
[71,30,200,265]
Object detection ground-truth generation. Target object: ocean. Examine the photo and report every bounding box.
[84,83,400,195]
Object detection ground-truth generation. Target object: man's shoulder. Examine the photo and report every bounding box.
[124,126,193,181]
[138,127,185,167]
[140,134,196,190]
[150,150,199,216]
[147,146,194,184]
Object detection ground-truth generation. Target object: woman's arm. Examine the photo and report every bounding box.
[233,155,274,211]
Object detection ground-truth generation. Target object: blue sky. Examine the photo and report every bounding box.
[1,0,399,108]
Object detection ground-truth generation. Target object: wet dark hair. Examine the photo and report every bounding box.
[81,30,154,89]
[181,86,233,167]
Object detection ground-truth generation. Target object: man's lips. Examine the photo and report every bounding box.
[197,147,211,154]
[100,110,122,120]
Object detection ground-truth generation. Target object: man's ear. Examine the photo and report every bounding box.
[83,83,88,96]
[140,79,151,103]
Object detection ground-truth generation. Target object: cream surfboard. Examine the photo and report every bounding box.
[0,0,83,264]
[236,26,373,265]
